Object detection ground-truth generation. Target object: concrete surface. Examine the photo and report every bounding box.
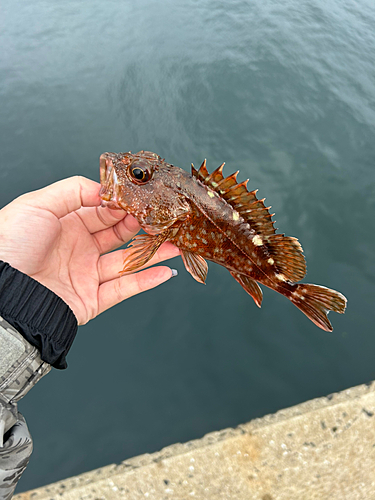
[15,381,375,500]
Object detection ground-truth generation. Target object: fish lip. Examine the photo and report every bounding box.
[99,154,121,209]
[99,154,110,186]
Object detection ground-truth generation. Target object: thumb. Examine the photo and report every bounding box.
[18,176,101,219]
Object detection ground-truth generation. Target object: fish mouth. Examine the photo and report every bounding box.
[99,154,122,209]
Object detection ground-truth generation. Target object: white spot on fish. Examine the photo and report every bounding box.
[208,191,215,198]
[268,258,275,265]
[190,225,195,232]
[211,232,216,239]
[293,290,305,300]
[201,228,207,235]
[202,238,208,245]
[276,273,287,281]
[186,233,191,240]
[253,235,263,246]
[176,181,181,188]
[211,181,218,187]
[232,211,240,221]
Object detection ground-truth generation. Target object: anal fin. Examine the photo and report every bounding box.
[230,272,263,308]
[181,250,208,284]
[122,232,170,274]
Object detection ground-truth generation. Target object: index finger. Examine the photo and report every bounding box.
[19,176,102,219]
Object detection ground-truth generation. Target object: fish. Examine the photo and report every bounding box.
[99,150,347,331]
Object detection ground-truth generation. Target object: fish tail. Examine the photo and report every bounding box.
[289,283,347,332]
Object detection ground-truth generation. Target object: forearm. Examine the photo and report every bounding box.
[0,261,78,369]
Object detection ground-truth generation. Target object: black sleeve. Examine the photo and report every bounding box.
[0,261,78,369]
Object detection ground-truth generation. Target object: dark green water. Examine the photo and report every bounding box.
[1,0,374,492]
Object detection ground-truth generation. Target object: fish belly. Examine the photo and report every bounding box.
[170,212,271,283]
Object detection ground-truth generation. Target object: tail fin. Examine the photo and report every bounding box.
[290,283,347,332]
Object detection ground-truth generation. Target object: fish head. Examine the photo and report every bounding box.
[99,150,190,234]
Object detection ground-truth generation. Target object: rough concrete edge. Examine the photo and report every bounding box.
[15,380,375,498]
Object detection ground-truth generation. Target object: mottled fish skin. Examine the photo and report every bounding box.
[99,150,347,331]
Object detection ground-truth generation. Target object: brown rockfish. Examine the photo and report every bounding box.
[99,150,346,331]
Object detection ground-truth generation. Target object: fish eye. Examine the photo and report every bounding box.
[132,167,145,180]
[128,163,152,184]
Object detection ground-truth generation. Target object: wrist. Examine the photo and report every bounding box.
[0,261,78,369]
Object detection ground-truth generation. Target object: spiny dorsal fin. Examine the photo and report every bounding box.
[216,171,239,192]
[194,159,306,282]
[206,162,225,185]
[221,179,248,200]
[197,159,209,181]
[195,159,276,236]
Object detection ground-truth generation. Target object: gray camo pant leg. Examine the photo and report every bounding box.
[1,316,51,499]
[0,411,32,500]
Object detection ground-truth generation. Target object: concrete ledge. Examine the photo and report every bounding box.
[15,381,375,500]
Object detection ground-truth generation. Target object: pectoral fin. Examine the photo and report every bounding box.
[122,232,170,274]
[229,271,263,307]
[181,250,208,284]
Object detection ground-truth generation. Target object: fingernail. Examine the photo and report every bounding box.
[171,269,178,277]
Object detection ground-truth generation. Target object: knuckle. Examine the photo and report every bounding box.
[73,175,86,184]
[114,277,124,302]
[135,271,148,294]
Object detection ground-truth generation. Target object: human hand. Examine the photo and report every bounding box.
[0,176,180,325]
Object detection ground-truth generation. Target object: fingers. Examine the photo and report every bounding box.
[18,176,102,219]
[97,266,176,316]
[18,175,141,238]
[75,205,128,234]
[93,214,141,254]
[75,205,140,236]
[98,241,181,283]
